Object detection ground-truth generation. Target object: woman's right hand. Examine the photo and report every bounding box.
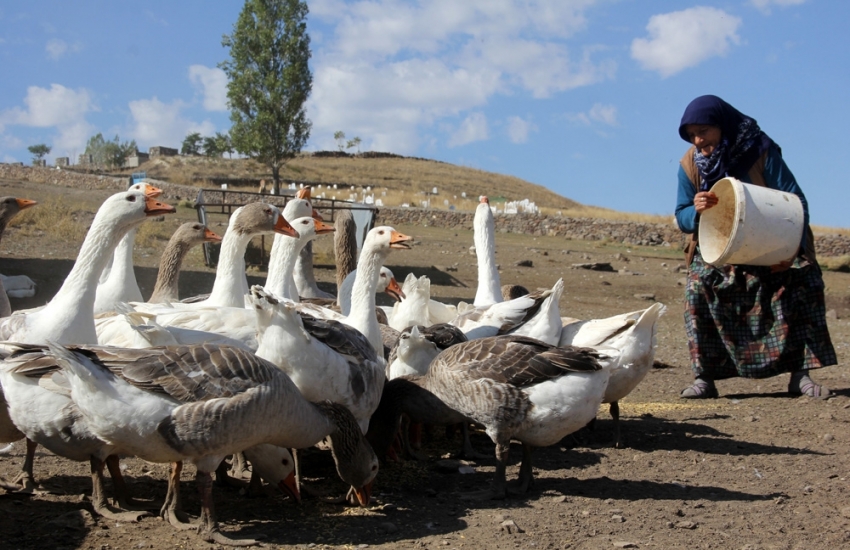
[694,191,718,214]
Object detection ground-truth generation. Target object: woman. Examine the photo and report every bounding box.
[675,95,836,399]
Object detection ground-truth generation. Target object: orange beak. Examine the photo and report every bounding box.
[15,198,37,210]
[385,277,405,301]
[313,219,335,235]
[203,228,222,243]
[143,184,163,198]
[144,197,176,216]
[278,470,301,503]
[352,480,373,507]
[311,208,324,221]
[273,214,299,237]
[389,230,413,250]
[296,187,312,200]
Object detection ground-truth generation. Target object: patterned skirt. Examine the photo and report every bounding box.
[685,247,837,380]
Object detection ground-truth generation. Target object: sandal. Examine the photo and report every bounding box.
[789,374,831,398]
[680,378,718,399]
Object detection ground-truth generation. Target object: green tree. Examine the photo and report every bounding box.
[346,136,362,154]
[181,132,203,156]
[83,134,136,169]
[220,0,312,195]
[214,132,234,159]
[202,136,220,158]
[334,131,346,152]
[27,143,51,163]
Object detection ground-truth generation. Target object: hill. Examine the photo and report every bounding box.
[120,152,639,219]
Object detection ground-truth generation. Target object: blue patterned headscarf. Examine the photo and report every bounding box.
[678,95,775,190]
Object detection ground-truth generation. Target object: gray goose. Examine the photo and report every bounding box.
[45,342,378,546]
[412,335,611,499]
[147,222,222,303]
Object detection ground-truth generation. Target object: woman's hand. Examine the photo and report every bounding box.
[694,192,718,214]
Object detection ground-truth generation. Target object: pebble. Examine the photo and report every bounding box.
[552,495,568,503]
[613,543,638,549]
[611,515,625,523]
[675,521,697,529]
[500,519,524,534]
[840,506,850,519]
[823,434,834,442]
[634,293,656,300]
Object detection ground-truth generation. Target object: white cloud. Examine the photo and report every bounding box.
[188,65,228,111]
[0,84,95,156]
[506,116,536,144]
[45,38,81,60]
[448,112,488,147]
[128,97,215,148]
[309,0,612,151]
[567,103,618,127]
[750,0,807,14]
[631,7,742,78]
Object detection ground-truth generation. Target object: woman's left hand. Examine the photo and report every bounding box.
[694,192,717,214]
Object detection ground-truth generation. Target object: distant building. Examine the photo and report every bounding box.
[78,153,94,166]
[149,146,178,157]
[124,152,150,168]
[55,157,70,167]
[32,159,46,167]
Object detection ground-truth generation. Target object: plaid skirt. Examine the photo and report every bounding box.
[685,247,837,380]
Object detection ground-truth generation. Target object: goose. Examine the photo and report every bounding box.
[501,284,529,301]
[0,344,151,519]
[334,207,358,293]
[0,196,38,318]
[339,266,405,317]
[559,302,666,447]
[288,187,334,300]
[0,190,175,345]
[385,273,458,330]
[147,222,223,304]
[94,183,163,313]
[386,323,467,380]
[450,278,565,345]
[265,187,322,302]
[472,196,502,307]
[264,217,335,301]
[45,342,378,546]
[413,335,613,499]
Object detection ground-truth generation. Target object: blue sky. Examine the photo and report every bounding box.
[1,0,847,227]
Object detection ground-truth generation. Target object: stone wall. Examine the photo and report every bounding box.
[2,164,849,257]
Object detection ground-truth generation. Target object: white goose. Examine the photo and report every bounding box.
[0,190,174,345]
[46,342,378,546]
[411,335,613,499]
[339,266,405,317]
[289,187,334,300]
[265,187,322,302]
[559,302,666,447]
[264,217,335,301]
[385,273,458,330]
[472,196,502,307]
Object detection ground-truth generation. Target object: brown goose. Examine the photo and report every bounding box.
[46,342,378,546]
[408,335,611,499]
[0,197,37,318]
[147,222,222,303]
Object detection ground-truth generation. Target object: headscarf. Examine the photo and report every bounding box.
[678,95,775,190]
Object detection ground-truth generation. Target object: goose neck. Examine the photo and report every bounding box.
[148,237,193,303]
[206,229,253,307]
[265,233,306,301]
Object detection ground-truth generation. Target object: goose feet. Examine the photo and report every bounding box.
[196,471,264,547]
[160,462,196,529]
[90,457,149,522]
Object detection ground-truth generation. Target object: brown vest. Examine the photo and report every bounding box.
[679,146,816,266]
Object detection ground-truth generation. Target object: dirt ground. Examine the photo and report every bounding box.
[1,179,849,550]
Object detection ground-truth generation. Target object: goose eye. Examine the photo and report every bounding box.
[378,230,385,235]
[126,195,137,202]
[371,465,378,472]
[281,458,290,467]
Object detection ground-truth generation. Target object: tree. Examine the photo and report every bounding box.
[83,133,136,169]
[220,0,312,195]
[214,132,234,159]
[346,136,362,154]
[181,132,203,156]
[27,144,51,162]
[334,131,346,152]
[202,136,220,158]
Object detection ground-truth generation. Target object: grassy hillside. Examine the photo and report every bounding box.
[122,152,671,223]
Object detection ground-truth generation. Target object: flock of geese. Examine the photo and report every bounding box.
[0,185,665,546]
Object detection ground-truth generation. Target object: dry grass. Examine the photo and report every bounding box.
[820,255,850,272]
[10,197,89,244]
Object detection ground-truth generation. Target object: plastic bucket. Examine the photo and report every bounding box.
[698,177,804,266]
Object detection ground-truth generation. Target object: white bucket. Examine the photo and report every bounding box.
[698,177,804,266]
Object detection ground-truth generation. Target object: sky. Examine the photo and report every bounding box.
[1,0,848,228]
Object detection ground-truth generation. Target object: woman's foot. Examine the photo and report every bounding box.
[680,378,718,399]
[789,372,831,398]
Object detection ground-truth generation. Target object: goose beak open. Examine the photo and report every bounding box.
[389,231,413,250]
[352,480,373,507]
[15,198,37,210]
[385,277,405,302]
[203,228,222,243]
[273,215,299,238]
[144,197,176,216]
[313,219,335,235]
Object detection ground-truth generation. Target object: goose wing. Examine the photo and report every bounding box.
[298,313,378,364]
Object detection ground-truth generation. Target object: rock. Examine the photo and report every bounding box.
[826,309,838,320]
[613,543,638,549]
[634,293,656,300]
[675,521,697,529]
[551,495,568,503]
[611,515,625,523]
[572,262,615,271]
[823,434,834,442]
[601,280,612,286]
[839,506,850,519]
[500,519,524,534]
[514,259,533,267]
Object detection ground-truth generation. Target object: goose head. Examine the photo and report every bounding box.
[378,267,405,301]
[396,325,439,370]
[127,182,162,197]
[94,190,175,230]
[290,216,335,242]
[172,222,222,245]
[231,202,298,238]
[365,226,413,254]
[317,401,379,507]
[283,186,323,222]
[243,444,299,502]
[0,197,38,222]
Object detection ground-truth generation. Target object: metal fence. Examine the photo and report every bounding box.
[194,187,378,268]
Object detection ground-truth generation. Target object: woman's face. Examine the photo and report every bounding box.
[684,124,721,156]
